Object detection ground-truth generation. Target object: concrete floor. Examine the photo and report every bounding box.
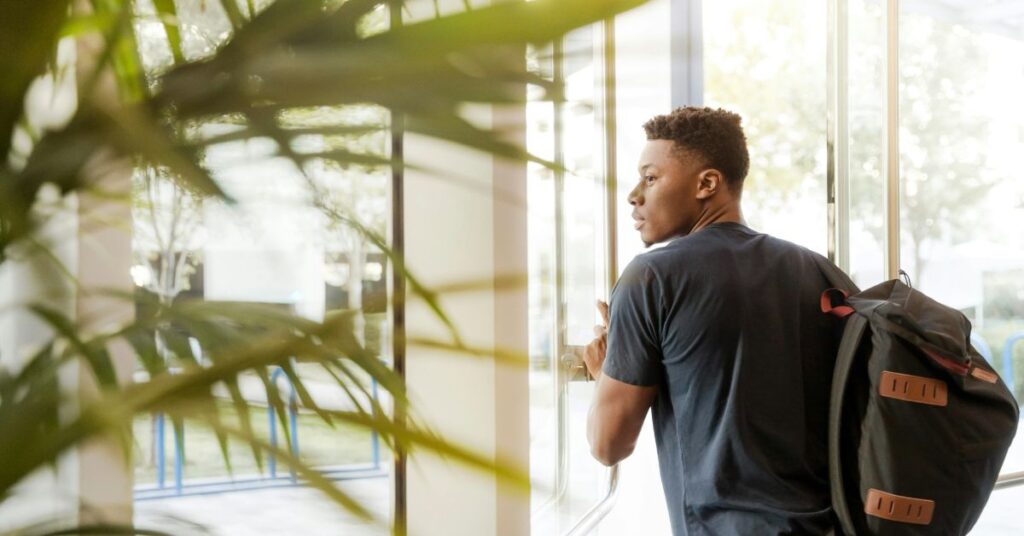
[133,424,1024,535]
[132,474,1024,535]
[134,477,390,535]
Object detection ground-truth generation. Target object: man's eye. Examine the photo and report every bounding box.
[645,175,655,183]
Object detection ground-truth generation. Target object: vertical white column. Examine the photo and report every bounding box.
[68,3,136,521]
[403,107,529,535]
[827,0,851,272]
[72,160,135,527]
[883,0,901,279]
[396,1,529,532]
[493,101,530,536]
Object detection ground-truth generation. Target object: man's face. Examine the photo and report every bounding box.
[629,140,704,246]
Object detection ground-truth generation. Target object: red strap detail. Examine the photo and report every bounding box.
[821,288,854,318]
[921,347,970,376]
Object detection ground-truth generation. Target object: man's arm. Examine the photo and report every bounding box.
[583,301,658,467]
[586,373,657,466]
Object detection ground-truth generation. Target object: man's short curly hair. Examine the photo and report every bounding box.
[643,107,750,191]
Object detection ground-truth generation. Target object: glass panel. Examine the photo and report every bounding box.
[130,4,394,533]
[132,117,393,534]
[846,0,887,288]
[563,25,609,348]
[561,22,610,529]
[896,3,1024,531]
[529,24,609,535]
[704,0,828,254]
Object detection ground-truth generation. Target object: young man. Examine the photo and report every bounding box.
[583,107,838,535]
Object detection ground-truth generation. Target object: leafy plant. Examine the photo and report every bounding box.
[0,0,645,533]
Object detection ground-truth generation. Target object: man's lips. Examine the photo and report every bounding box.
[633,219,645,230]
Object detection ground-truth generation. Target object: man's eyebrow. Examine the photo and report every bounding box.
[638,163,654,173]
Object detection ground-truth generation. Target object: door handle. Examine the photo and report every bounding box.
[996,471,1024,490]
[561,347,592,382]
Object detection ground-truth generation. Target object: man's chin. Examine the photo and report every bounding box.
[639,229,660,248]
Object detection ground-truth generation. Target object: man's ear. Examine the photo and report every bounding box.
[695,169,724,200]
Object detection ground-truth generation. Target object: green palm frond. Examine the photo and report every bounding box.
[151,0,184,64]
[0,0,69,160]
[0,0,649,531]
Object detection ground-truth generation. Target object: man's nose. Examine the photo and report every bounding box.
[628,183,643,206]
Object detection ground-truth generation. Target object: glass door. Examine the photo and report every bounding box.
[835,0,1024,530]
[703,0,828,255]
[528,22,617,535]
[893,2,1024,530]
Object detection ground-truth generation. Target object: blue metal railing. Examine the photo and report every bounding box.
[370,377,381,468]
[267,367,300,483]
[972,332,994,362]
[155,413,165,490]
[151,413,187,494]
[141,365,384,499]
[1002,332,1024,400]
[174,419,184,493]
[973,331,1022,409]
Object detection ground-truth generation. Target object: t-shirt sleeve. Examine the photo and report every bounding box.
[603,258,664,386]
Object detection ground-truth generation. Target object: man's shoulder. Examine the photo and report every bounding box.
[761,232,829,261]
[631,225,832,273]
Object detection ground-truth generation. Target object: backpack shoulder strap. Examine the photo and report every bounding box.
[812,254,860,294]
[830,312,869,536]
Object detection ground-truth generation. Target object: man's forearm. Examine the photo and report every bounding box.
[583,338,616,464]
[587,374,649,467]
[587,376,624,466]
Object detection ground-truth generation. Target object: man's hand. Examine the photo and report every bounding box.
[584,298,657,466]
[583,300,610,380]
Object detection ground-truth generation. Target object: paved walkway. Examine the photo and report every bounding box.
[134,424,1024,535]
[134,472,1023,535]
[134,477,389,535]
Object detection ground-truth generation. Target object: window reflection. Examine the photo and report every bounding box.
[897,4,1024,476]
[528,25,609,533]
[704,0,828,255]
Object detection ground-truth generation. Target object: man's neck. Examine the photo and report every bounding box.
[690,202,744,235]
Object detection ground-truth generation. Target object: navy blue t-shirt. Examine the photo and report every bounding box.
[604,222,837,535]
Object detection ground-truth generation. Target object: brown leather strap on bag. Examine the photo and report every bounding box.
[864,488,935,525]
[879,371,948,407]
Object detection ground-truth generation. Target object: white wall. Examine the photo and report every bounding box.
[403,105,530,535]
[0,33,134,530]
[202,134,326,321]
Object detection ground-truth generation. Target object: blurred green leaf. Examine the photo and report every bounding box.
[28,304,119,389]
[409,337,529,367]
[224,377,264,471]
[90,0,146,103]
[152,0,185,64]
[218,0,248,31]
[60,12,119,39]
[192,410,378,523]
[0,0,649,532]
[0,0,70,160]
